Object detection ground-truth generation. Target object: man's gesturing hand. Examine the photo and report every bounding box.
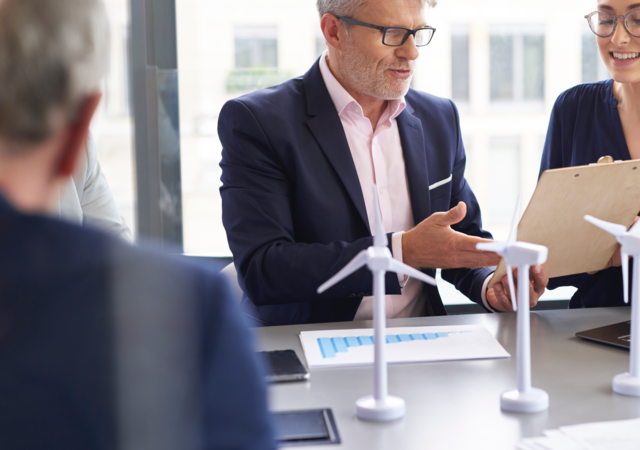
[402,202,502,269]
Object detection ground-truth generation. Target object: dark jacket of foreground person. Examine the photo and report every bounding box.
[0,194,275,450]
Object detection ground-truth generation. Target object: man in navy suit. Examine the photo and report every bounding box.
[219,0,549,325]
[0,1,275,449]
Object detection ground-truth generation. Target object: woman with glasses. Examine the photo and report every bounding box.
[540,0,640,308]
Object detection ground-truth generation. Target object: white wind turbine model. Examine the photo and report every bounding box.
[584,215,640,397]
[477,197,550,413]
[317,186,437,422]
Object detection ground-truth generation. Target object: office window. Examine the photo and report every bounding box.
[523,36,544,100]
[451,29,470,102]
[316,27,326,58]
[235,26,278,69]
[490,35,514,100]
[490,32,544,102]
[227,26,292,94]
[582,34,610,83]
[177,1,319,255]
[132,2,593,258]
[488,137,520,223]
[91,0,135,236]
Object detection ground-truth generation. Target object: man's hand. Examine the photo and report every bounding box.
[402,202,502,269]
[486,265,549,312]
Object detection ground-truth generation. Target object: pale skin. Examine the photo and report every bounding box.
[0,93,101,213]
[320,0,548,311]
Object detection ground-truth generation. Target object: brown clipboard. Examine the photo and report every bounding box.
[488,159,640,288]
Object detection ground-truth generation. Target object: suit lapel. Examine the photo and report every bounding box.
[397,104,431,225]
[304,61,370,233]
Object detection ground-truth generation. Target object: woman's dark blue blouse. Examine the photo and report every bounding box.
[540,78,632,308]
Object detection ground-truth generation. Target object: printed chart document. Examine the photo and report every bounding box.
[517,417,640,450]
[299,324,509,368]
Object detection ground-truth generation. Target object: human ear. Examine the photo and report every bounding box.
[320,14,343,50]
[55,92,102,177]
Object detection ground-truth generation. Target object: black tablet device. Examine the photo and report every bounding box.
[576,321,631,350]
[272,409,340,447]
[259,349,310,383]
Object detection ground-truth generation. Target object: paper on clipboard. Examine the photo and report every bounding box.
[489,159,640,288]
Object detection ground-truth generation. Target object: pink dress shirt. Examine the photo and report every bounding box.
[319,51,425,320]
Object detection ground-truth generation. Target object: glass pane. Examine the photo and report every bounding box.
[626,11,640,36]
[488,137,520,223]
[523,35,544,100]
[490,35,513,100]
[92,0,135,236]
[451,34,469,101]
[177,0,319,256]
[582,34,599,83]
[383,28,407,46]
[315,27,326,58]
[235,26,278,68]
[172,0,603,259]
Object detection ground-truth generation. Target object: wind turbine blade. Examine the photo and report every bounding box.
[372,186,387,248]
[629,218,640,236]
[317,250,369,293]
[505,264,517,312]
[622,251,630,304]
[508,195,522,244]
[476,242,507,254]
[387,259,437,286]
[584,215,627,238]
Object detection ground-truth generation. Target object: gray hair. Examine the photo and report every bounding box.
[0,0,109,146]
[316,0,437,18]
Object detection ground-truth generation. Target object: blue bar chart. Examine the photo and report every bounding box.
[317,331,469,358]
[300,325,510,368]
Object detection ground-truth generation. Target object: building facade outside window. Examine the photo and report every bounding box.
[488,137,521,223]
[91,0,135,236]
[489,28,545,103]
[451,27,470,103]
[581,33,610,83]
[234,26,278,69]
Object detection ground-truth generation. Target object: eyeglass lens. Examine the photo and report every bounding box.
[588,10,640,37]
[383,28,433,46]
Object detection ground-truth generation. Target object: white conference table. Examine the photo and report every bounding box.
[256,307,640,449]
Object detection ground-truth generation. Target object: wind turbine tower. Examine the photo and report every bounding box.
[318,187,437,421]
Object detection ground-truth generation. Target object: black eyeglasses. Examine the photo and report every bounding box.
[334,15,436,47]
[585,10,640,38]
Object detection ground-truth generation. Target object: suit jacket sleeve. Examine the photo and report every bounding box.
[201,274,276,450]
[219,99,401,307]
[440,100,493,307]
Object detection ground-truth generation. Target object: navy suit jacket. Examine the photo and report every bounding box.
[0,195,275,450]
[220,59,493,326]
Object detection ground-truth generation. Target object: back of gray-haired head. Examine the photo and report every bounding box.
[316,0,437,19]
[0,0,109,147]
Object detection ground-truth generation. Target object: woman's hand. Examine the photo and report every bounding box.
[587,216,640,274]
[486,265,548,312]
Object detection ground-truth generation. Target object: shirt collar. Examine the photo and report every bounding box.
[318,50,406,120]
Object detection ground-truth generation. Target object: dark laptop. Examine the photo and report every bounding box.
[576,321,631,350]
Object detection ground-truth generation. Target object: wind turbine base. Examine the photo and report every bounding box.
[356,395,406,421]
